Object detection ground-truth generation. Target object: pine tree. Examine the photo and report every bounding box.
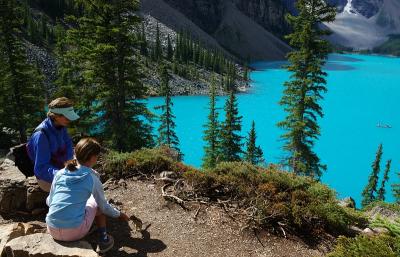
[277,0,336,179]
[202,77,220,168]
[392,172,400,204]
[166,34,173,60]
[377,159,391,201]
[139,22,148,56]
[154,22,162,60]
[0,0,44,143]
[156,65,181,158]
[245,121,264,165]
[361,144,383,208]
[63,0,154,151]
[377,159,392,201]
[220,91,243,162]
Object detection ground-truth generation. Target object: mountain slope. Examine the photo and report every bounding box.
[324,0,400,49]
[141,0,291,61]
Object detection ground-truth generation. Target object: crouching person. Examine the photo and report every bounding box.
[46,138,129,253]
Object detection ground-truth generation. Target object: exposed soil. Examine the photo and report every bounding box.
[99,178,324,257]
[1,178,328,257]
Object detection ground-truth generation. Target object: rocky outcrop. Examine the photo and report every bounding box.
[0,159,26,213]
[365,205,400,222]
[0,159,47,214]
[1,226,97,257]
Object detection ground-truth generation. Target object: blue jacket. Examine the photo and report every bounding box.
[27,117,73,183]
[46,165,120,228]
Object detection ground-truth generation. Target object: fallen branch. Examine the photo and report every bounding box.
[193,206,201,221]
[162,184,188,210]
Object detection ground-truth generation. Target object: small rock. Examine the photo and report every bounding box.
[371,227,389,234]
[362,228,375,236]
[338,197,356,209]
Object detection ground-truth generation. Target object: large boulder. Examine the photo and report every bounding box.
[0,159,48,214]
[3,233,97,257]
[0,159,26,213]
[25,177,48,211]
[0,222,47,256]
[366,205,400,222]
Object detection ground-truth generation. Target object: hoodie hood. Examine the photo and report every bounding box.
[58,165,92,185]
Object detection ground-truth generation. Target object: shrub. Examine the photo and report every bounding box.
[327,235,400,257]
[101,146,195,180]
[371,216,400,237]
[183,162,366,236]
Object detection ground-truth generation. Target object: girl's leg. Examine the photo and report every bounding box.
[47,195,99,241]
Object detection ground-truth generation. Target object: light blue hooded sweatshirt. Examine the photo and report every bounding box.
[46,165,120,229]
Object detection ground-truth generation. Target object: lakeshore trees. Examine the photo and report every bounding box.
[278,0,336,179]
[361,144,383,208]
[377,159,391,201]
[244,121,264,165]
[219,91,243,162]
[202,78,220,168]
[156,65,181,159]
[0,0,44,144]
[59,0,154,151]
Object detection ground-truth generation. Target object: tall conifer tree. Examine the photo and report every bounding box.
[140,22,148,56]
[153,22,162,60]
[156,65,181,158]
[166,34,173,61]
[220,91,243,162]
[361,144,383,208]
[245,121,264,165]
[392,172,400,204]
[202,78,220,168]
[63,0,154,151]
[277,0,336,179]
[377,159,391,201]
[0,0,44,143]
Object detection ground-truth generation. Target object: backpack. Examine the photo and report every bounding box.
[9,128,49,178]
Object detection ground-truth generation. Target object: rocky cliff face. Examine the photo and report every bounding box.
[142,0,291,60]
[162,0,223,34]
[352,0,383,18]
[164,0,289,36]
[233,0,289,36]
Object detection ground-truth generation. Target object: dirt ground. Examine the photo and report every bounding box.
[100,179,325,257]
[1,178,329,257]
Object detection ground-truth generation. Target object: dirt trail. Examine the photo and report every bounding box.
[102,179,324,257]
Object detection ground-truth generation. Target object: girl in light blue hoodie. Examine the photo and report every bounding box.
[46,138,129,253]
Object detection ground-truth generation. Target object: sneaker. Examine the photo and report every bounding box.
[97,234,114,253]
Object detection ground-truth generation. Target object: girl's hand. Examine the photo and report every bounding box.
[119,212,129,222]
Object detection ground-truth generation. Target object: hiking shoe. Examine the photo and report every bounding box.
[97,234,114,253]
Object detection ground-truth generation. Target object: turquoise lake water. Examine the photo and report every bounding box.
[147,54,400,206]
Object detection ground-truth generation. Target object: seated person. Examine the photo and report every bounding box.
[27,97,79,192]
[46,138,129,253]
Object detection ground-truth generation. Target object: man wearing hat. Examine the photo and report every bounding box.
[27,97,80,192]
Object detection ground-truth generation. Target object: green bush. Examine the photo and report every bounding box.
[183,162,367,235]
[101,146,195,180]
[327,235,400,257]
[371,216,400,237]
